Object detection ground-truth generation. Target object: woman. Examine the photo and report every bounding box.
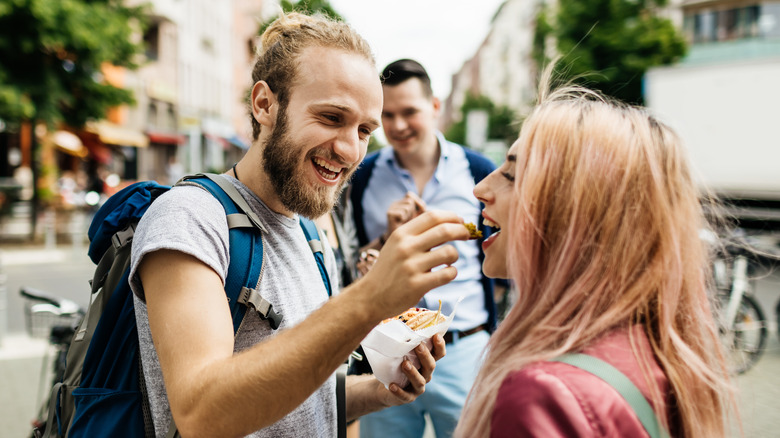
[455,79,735,437]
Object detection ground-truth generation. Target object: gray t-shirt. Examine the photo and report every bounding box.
[129,176,338,437]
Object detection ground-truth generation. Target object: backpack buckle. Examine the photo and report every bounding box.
[112,223,136,249]
[238,287,283,329]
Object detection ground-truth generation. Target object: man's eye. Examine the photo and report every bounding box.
[323,114,340,123]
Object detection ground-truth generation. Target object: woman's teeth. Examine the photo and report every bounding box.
[483,218,500,230]
[313,157,342,180]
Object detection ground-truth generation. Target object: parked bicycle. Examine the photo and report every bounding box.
[19,286,85,436]
[705,229,780,375]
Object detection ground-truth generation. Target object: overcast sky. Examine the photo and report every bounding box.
[328,0,506,100]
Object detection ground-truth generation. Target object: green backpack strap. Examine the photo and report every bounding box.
[550,354,670,438]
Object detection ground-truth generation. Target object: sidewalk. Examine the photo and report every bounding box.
[0,334,54,437]
[1,245,79,267]
[0,243,82,437]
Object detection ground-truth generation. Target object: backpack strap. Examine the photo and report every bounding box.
[180,174,273,332]
[166,174,335,437]
[349,152,380,247]
[181,174,333,327]
[299,217,333,297]
[550,353,670,438]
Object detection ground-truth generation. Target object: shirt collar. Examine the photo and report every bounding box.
[381,131,451,171]
[433,131,451,182]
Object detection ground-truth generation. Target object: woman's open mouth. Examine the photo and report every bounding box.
[482,217,501,250]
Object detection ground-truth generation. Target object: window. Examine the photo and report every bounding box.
[684,4,764,44]
[144,23,160,61]
[148,103,158,130]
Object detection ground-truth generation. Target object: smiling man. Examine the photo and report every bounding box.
[350,59,503,438]
[130,14,470,438]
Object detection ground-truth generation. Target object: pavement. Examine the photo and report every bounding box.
[0,243,92,438]
[1,242,779,437]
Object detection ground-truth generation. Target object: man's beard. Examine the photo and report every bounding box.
[262,107,354,219]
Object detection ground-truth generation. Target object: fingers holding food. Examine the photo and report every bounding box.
[464,222,482,239]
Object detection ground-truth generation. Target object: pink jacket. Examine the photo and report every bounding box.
[491,327,672,437]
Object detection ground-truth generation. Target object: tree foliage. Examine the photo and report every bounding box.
[533,0,687,104]
[259,0,343,35]
[0,0,148,128]
[445,93,520,147]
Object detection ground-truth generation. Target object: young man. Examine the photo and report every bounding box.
[130,14,469,438]
[351,59,500,438]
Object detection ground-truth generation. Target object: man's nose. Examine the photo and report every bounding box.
[333,129,361,165]
[387,115,407,133]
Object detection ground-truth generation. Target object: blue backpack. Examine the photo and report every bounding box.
[37,173,332,438]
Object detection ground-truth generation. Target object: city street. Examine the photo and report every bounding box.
[1,244,779,437]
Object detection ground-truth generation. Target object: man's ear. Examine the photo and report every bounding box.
[432,96,442,117]
[251,81,277,127]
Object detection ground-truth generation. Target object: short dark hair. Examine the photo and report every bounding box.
[380,59,433,97]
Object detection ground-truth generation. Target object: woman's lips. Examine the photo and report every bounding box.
[481,214,501,251]
[482,230,500,251]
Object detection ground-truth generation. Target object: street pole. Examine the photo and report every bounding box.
[0,250,7,347]
[29,119,38,242]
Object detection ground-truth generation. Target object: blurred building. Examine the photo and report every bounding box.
[441,0,539,133]
[121,0,267,186]
[445,0,780,227]
[645,0,780,228]
[0,0,270,241]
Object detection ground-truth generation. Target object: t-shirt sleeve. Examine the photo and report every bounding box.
[491,368,596,438]
[129,185,230,302]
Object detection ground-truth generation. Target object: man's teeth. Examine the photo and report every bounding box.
[313,157,343,180]
[483,218,500,229]
[313,157,341,173]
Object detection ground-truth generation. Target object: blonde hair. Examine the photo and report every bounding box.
[456,77,735,437]
[249,12,375,139]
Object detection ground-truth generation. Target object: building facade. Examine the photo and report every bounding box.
[442,0,541,133]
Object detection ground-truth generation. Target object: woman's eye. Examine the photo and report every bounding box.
[501,172,515,182]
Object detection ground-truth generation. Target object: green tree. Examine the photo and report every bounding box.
[0,0,148,128]
[259,0,343,35]
[533,0,686,104]
[0,0,147,237]
[445,93,519,147]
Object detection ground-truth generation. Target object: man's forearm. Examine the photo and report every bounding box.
[163,282,383,437]
[345,374,389,421]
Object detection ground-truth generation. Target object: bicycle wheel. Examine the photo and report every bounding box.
[717,291,767,374]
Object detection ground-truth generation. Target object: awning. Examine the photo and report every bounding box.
[147,131,186,145]
[227,134,250,150]
[84,141,113,164]
[86,120,148,148]
[204,133,230,150]
[51,130,88,158]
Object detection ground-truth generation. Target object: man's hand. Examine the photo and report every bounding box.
[385,191,427,238]
[353,210,469,320]
[357,248,379,277]
[346,334,447,421]
[379,333,446,405]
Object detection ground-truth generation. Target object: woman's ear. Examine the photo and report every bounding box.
[251,80,277,128]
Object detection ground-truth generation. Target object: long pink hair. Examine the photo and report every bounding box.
[456,84,734,437]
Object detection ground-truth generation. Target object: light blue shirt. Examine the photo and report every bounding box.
[360,132,488,331]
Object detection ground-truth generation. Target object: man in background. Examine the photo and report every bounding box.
[350,59,501,438]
